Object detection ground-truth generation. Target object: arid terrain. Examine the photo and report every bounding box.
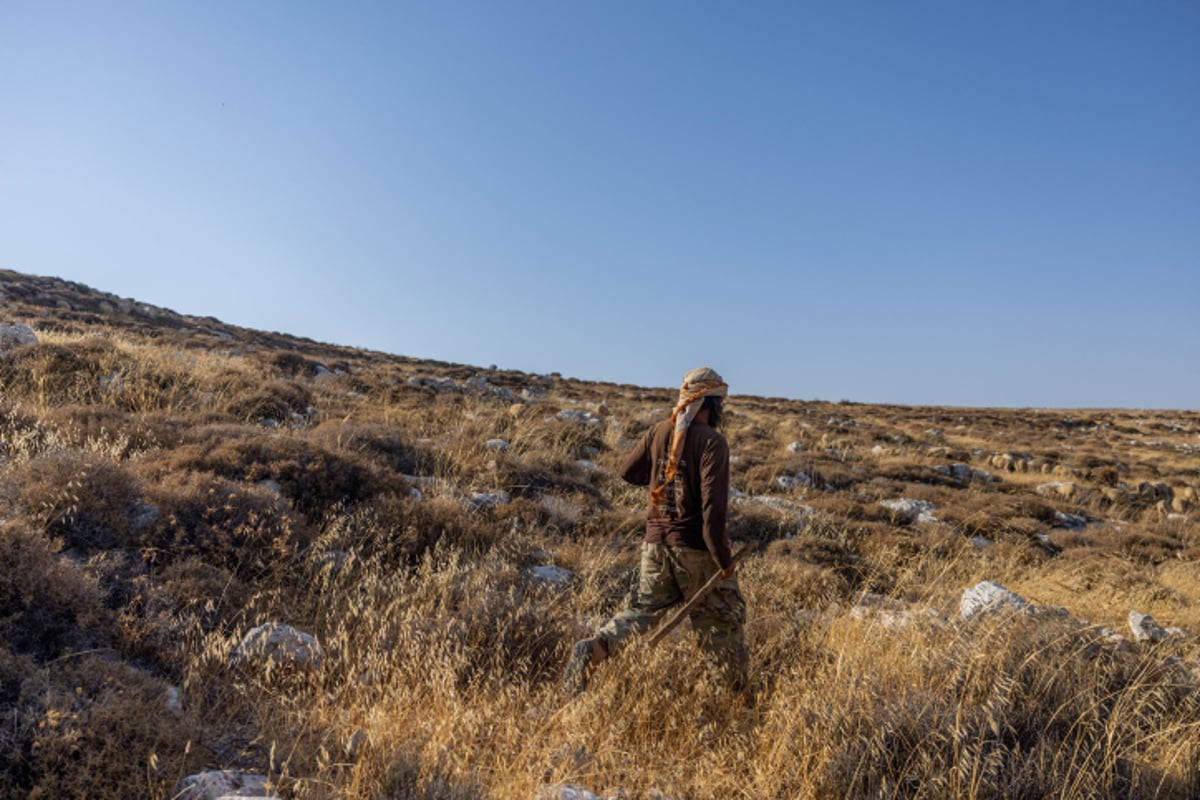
[1,268,1197,799]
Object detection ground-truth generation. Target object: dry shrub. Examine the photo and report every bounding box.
[41,403,169,455]
[225,379,313,423]
[0,339,114,406]
[728,504,807,542]
[1,654,195,799]
[309,419,423,474]
[145,472,306,578]
[144,426,406,522]
[0,521,107,660]
[8,450,142,552]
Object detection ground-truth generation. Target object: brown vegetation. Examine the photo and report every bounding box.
[0,269,1197,798]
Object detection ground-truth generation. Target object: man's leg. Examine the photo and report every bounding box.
[563,542,681,695]
[672,548,750,693]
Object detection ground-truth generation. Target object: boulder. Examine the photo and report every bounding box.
[1037,482,1084,502]
[522,565,574,591]
[960,581,1031,620]
[537,786,601,800]
[485,438,509,452]
[774,473,812,492]
[230,623,324,671]
[0,322,37,353]
[1053,511,1089,530]
[556,409,602,426]
[1129,611,1171,643]
[879,499,938,524]
[469,490,511,510]
[174,770,276,799]
[933,463,991,484]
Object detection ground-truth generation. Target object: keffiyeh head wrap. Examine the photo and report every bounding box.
[650,367,728,509]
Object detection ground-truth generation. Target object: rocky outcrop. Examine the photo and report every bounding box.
[175,770,276,799]
[230,623,324,671]
[960,581,1032,620]
[880,498,938,524]
[0,321,37,353]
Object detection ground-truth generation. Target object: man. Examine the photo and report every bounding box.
[563,366,749,696]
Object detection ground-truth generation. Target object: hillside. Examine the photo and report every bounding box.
[1,268,1197,799]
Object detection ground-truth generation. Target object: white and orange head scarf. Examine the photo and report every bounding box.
[649,366,728,509]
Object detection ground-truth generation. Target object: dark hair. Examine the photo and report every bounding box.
[702,395,724,429]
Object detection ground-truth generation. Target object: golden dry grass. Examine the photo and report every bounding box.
[0,269,1198,798]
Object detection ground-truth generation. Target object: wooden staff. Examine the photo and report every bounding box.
[647,541,757,648]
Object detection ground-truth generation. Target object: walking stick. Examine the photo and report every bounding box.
[647,541,757,648]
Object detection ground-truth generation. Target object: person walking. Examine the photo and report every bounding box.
[563,366,749,696]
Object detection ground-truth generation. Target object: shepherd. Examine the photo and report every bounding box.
[563,366,749,696]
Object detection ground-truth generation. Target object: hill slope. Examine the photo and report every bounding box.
[1,269,1198,799]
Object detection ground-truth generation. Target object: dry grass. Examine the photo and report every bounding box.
[0,269,1198,798]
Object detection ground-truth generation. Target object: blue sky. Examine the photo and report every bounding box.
[2,2,1197,408]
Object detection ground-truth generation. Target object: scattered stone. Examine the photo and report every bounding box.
[849,593,944,630]
[0,321,37,353]
[468,490,511,510]
[174,770,277,799]
[465,375,514,399]
[1053,511,1089,530]
[230,623,324,671]
[786,441,805,454]
[880,498,938,524]
[556,409,602,426]
[521,387,548,402]
[127,501,161,533]
[165,685,184,715]
[960,581,1031,620]
[970,536,993,549]
[1037,482,1084,502]
[871,444,888,455]
[408,375,458,392]
[933,463,992,484]
[774,473,812,492]
[537,785,601,800]
[344,729,368,760]
[485,438,509,452]
[576,458,599,471]
[523,565,574,590]
[1129,611,1171,643]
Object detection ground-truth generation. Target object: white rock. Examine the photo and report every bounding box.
[174,770,276,799]
[230,623,324,670]
[0,322,37,353]
[538,785,601,800]
[165,685,184,715]
[469,490,511,510]
[970,536,993,549]
[871,444,888,455]
[786,441,805,454]
[774,473,812,492]
[960,581,1031,620]
[1053,511,1089,530]
[880,499,938,524]
[1129,611,1170,642]
[485,438,509,451]
[556,409,602,426]
[523,565,574,590]
[576,459,598,471]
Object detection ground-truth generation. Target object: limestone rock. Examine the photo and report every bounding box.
[786,441,805,454]
[485,438,509,451]
[1053,511,1089,530]
[469,490,511,510]
[934,463,992,484]
[556,409,602,426]
[880,498,938,524]
[960,581,1031,620]
[774,473,812,492]
[230,623,324,671]
[0,322,37,353]
[1129,611,1170,642]
[522,565,574,590]
[174,770,276,799]
[537,785,601,800]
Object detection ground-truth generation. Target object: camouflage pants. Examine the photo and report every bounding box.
[597,542,748,691]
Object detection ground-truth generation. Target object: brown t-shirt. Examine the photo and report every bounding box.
[619,418,732,569]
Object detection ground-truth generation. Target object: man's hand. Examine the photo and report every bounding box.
[719,564,736,581]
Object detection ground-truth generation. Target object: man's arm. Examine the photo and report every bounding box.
[618,429,652,486]
[700,435,732,571]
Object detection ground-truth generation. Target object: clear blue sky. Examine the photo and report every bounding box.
[2,2,1197,408]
